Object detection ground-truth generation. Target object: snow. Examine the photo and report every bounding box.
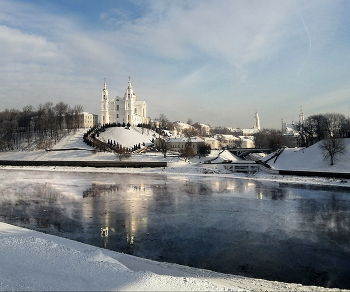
[98,127,157,148]
[0,222,237,291]
[0,222,339,291]
[263,139,350,173]
[0,128,350,291]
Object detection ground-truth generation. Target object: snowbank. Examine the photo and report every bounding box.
[0,222,339,291]
[263,139,350,173]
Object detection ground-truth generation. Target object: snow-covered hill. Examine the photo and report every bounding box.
[99,127,157,148]
[263,139,350,173]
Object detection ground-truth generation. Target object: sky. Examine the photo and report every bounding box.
[1,0,350,129]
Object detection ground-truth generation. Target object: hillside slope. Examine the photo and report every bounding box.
[98,127,157,148]
[263,139,350,173]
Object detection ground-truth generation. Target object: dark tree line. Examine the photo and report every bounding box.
[254,113,350,151]
[296,113,350,147]
[253,129,284,151]
[254,113,349,166]
[0,102,83,151]
[295,113,349,165]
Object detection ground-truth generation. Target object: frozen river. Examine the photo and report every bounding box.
[1,169,350,289]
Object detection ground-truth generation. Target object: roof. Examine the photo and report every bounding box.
[168,136,205,143]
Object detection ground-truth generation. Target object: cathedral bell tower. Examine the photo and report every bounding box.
[100,81,109,125]
[124,77,135,125]
[253,111,260,130]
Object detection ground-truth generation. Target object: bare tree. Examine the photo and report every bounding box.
[319,138,346,166]
[73,104,84,129]
[0,109,20,150]
[42,102,55,138]
[159,113,169,129]
[54,102,68,132]
[216,134,228,148]
[254,129,284,150]
[65,106,74,132]
[19,105,35,146]
[197,142,211,158]
[211,127,232,135]
[324,113,347,138]
[183,127,198,138]
[156,137,170,158]
[180,140,196,161]
[114,146,129,161]
[231,138,242,148]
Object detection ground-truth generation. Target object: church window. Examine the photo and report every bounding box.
[134,108,137,114]
[117,105,119,111]
[117,114,119,118]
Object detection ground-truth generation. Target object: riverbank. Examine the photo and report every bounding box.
[0,222,346,291]
[1,129,350,291]
[2,161,350,190]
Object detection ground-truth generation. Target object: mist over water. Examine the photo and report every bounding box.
[1,169,350,289]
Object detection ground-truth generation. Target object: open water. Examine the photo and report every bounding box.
[0,169,350,288]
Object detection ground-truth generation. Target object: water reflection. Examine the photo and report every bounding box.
[0,170,350,289]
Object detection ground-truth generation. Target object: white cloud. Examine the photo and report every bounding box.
[0,0,349,128]
[0,25,60,63]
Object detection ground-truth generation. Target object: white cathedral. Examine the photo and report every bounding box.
[100,78,148,126]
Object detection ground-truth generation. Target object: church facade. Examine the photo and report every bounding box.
[100,78,148,126]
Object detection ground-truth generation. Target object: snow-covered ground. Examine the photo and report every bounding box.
[1,128,350,291]
[262,140,350,173]
[0,222,344,292]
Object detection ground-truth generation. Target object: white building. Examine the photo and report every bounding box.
[100,78,148,126]
[155,136,220,153]
[228,112,261,136]
[78,112,98,128]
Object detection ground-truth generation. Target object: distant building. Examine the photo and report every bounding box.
[228,111,261,136]
[281,107,304,147]
[100,78,148,126]
[155,136,220,153]
[78,112,98,128]
[239,136,255,148]
[213,134,255,148]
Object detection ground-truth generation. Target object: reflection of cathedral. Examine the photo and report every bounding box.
[100,78,148,126]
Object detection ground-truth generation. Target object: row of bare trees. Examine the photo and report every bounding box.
[296,113,350,147]
[253,113,349,165]
[0,102,83,151]
[295,113,350,165]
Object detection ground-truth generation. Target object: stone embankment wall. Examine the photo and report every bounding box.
[278,169,350,179]
[0,160,167,168]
